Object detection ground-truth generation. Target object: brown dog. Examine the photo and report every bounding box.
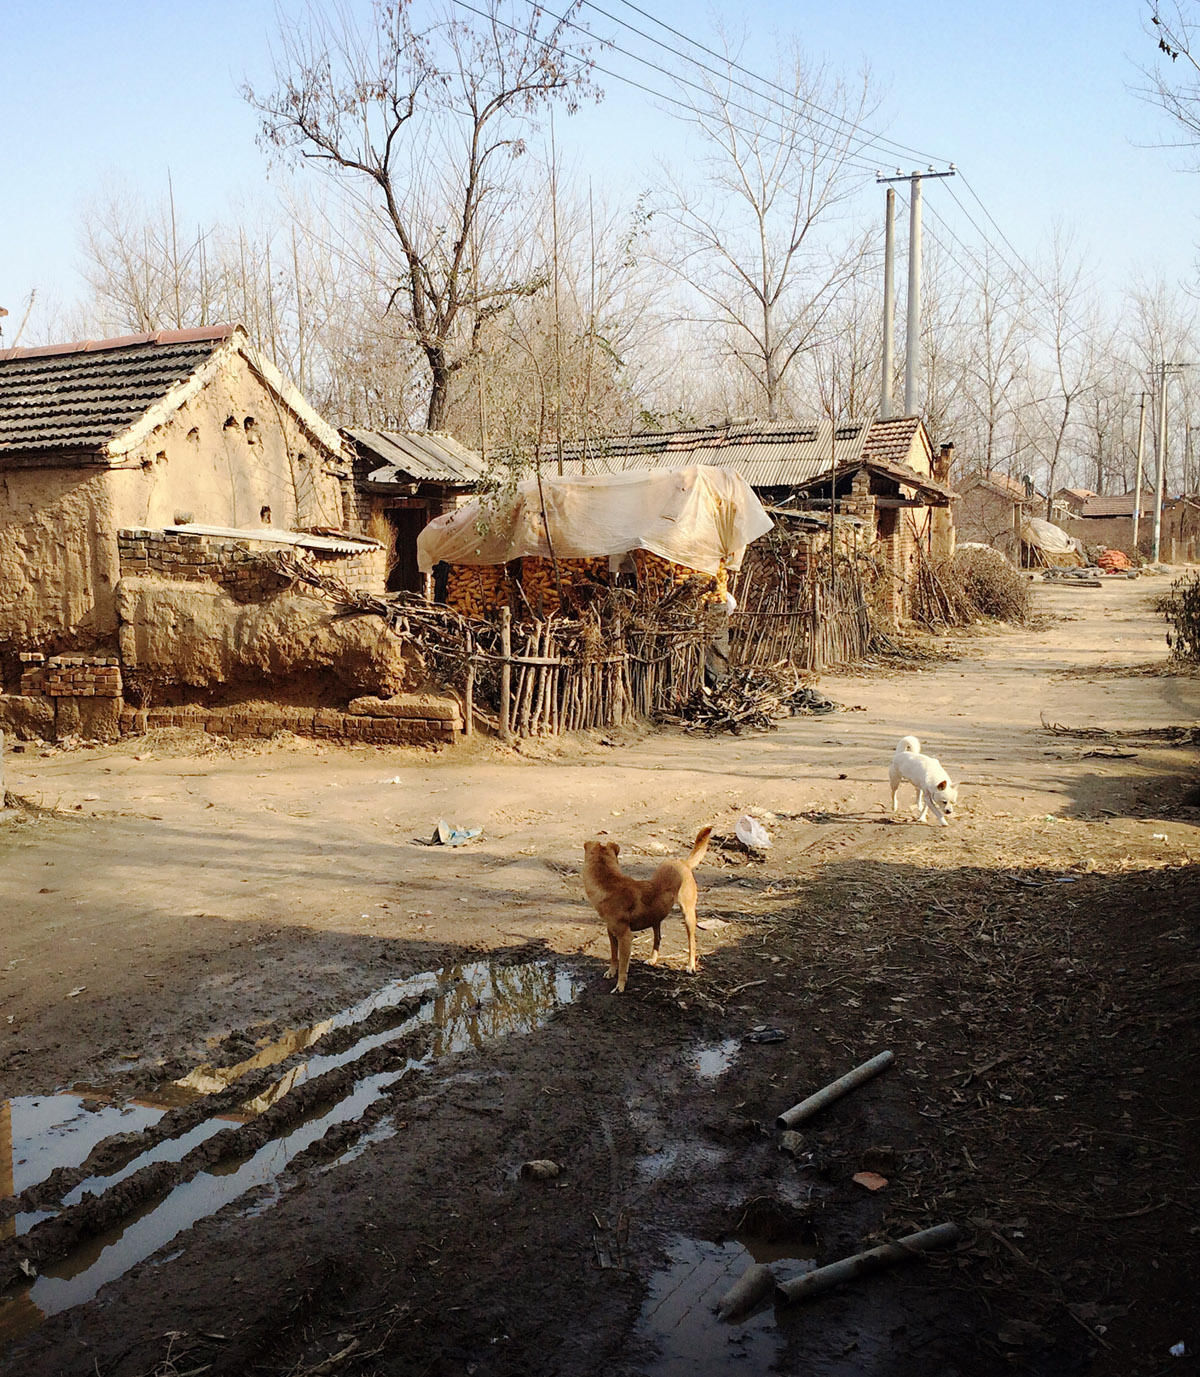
[582,827,713,993]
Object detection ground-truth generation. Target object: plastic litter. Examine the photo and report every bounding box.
[1171,1342,1187,1358]
[735,814,772,850]
[432,819,483,847]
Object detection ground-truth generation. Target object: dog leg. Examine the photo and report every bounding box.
[679,876,700,975]
[915,790,929,823]
[648,923,662,966]
[889,768,901,813]
[614,928,634,994]
[606,930,619,981]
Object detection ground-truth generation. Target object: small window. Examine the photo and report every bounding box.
[223,415,238,430]
[244,417,261,445]
[186,427,200,443]
[260,505,272,525]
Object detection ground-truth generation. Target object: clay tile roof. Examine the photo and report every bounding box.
[1078,490,1155,518]
[0,326,236,458]
[861,415,924,467]
[980,471,1028,500]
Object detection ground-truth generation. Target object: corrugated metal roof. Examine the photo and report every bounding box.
[141,524,382,555]
[532,419,872,488]
[349,428,489,485]
[0,328,235,456]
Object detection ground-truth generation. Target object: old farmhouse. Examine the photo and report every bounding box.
[0,327,458,745]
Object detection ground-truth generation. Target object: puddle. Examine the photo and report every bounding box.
[692,1039,739,1081]
[0,1097,164,1201]
[0,959,577,1339]
[636,1236,789,1374]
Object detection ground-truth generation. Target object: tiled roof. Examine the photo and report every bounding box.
[861,415,926,468]
[348,428,489,485]
[518,419,875,488]
[0,327,235,457]
[1078,490,1156,518]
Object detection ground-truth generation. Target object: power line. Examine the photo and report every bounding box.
[447,0,925,181]
[448,0,885,176]
[574,0,947,169]
[596,0,952,167]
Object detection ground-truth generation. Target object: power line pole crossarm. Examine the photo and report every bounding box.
[877,167,956,418]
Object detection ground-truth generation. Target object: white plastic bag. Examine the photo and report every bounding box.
[735,814,771,850]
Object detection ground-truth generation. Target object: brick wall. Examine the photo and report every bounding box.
[19,653,121,698]
[117,529,387,597]
[120,704,459,746]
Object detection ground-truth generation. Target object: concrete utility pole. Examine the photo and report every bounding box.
[1154,361,1191,563]
[1132,392,1147,553]
[877,167,955,417]
[881,187,896,420]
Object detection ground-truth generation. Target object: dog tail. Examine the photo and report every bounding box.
[687,826,713,869]
[897,735,921,755]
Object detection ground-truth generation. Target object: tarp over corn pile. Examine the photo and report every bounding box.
[416,466,774,576]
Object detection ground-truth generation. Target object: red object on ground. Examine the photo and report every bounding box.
[1097,548,1131,571]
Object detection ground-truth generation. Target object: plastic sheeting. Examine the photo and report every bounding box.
[416,466,774,575]
[1020,517,1080,554]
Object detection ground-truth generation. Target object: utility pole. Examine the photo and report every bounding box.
[1154,361,1191,563]
[1132,391,1147,553]
[881,188,896,420]
[877,167,955,417]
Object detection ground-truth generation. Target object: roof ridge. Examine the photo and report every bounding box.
[0,324,237,363]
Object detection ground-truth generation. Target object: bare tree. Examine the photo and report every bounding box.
[448,174,662,456]
[1023,230,1103,517]
[654,37,876,421]
[1138,2,1200,155]
[955,247,1031,474]
[247,0,595,431]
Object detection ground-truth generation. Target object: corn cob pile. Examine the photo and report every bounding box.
[445,563,512,617]
[633,550,727,603]
[519,556,609,616]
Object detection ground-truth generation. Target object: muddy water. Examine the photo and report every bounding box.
[636,1232,815,1374]
[0,959,577,1339]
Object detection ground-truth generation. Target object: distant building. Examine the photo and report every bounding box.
[952,471,1034,561]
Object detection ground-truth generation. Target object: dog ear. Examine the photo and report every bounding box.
[937,780,948,791]
[612,842,620,855]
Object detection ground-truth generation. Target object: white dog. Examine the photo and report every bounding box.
[889,736,958,826]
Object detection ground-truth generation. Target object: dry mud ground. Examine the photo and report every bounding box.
[0,577,1198,1377]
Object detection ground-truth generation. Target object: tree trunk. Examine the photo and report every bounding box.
[427,350,451,431]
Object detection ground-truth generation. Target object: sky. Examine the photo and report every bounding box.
[1,0,1195,344]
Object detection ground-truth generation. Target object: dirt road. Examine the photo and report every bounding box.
[1,577,1197,1376]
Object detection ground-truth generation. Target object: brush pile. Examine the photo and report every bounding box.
[952,544,1032,622]
[663,664,843,734]
[1155,571,1200,661]
[912,544,1031,628]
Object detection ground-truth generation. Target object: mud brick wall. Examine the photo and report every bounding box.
[122,704,460,746]
[307,546,388,592]
[20,653,121,698]
[117,529,387,597]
